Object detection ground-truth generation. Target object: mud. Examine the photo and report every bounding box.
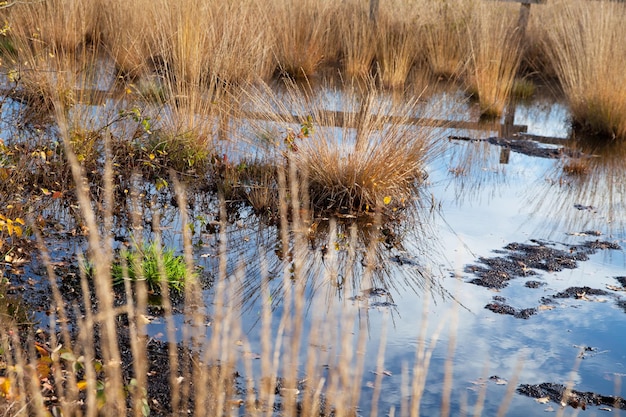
[517,382,626,410]
[466,239,621,289]
[485,297,536,319]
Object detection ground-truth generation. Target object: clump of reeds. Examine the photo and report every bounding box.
[98,0,155,80]
[539,0,626,140]
[238,79,439,216]
[374,5,419,90]
[5,0,96,55]
[269,0,335,80]
[421,0,471,81]
[464,2,522,118]
[332,1,376,79]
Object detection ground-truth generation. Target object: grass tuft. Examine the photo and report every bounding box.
[111,242,189,294]
[464,2,522,118]
[539,0,626,140]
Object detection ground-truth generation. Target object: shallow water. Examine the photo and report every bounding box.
[13,86,625,415]
[175,91,624,415]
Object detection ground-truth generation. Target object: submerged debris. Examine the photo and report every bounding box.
[485,300,536,319]
[517,382,626,410]
[551,286,611,299]
[466,239,621,289]
[448,135,581,159]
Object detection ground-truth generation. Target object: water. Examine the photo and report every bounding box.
[13,86,626,415]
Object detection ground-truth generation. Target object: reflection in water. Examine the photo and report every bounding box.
[533,136,626,236]
[198,193,449,328]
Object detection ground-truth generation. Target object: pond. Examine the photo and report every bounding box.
[6,86,626,416]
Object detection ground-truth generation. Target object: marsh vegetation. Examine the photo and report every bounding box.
[0,0,625,416]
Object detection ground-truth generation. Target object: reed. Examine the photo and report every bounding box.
[421,0,471,81]
[4,0,96,55]
[464,2,522,118]
[333,0,377,79]
[539,0,626,140]
[98,0,155,80]
[374,4,420,90]
[269,0,335,80]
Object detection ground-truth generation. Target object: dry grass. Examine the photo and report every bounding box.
[4,0,96,55]
[269,0,335,80]
[421,0,471,81]
[333,0,377,80]
[464,2,523,118]
[539,0,626,140]
[237,79,440,216]
[98,0,155,80]
[374,4,420,90]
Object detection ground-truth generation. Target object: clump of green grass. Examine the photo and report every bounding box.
[112,242,189,294]
[539,0,626,140]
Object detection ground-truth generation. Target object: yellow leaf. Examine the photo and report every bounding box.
[383,196,392,205]
[13,225,22,238]
[149,153,156,160]
[14,218,24,225]
[77,380,88,390]
[0,376,12,398]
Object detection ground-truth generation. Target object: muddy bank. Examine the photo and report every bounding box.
[465,239,621,289]
[518,382,626,411]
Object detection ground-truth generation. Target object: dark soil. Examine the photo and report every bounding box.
[466,239,621,289]
[551,286,611,299]
[518,382,626,410]
[485,298,536,319]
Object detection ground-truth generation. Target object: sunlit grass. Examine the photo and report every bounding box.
[539,0,626,140]
[464,2,522,118]
[236,79,440,217]
[269,0,335,80]
[422,0,470,80]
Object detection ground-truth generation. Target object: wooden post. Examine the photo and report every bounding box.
[369,0,379,24]
[496,0,546,39]
[497,0,546,143]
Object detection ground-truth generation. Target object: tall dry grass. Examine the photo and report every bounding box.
[464,2,523,118]
[421,0,471,81]
[333,1,377,80]
[4,0,96,55]
[97,0,155,80]
[538,0,626,140]
[374,4,420,90]
[269,0,336,80]
[236,79,440,216]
